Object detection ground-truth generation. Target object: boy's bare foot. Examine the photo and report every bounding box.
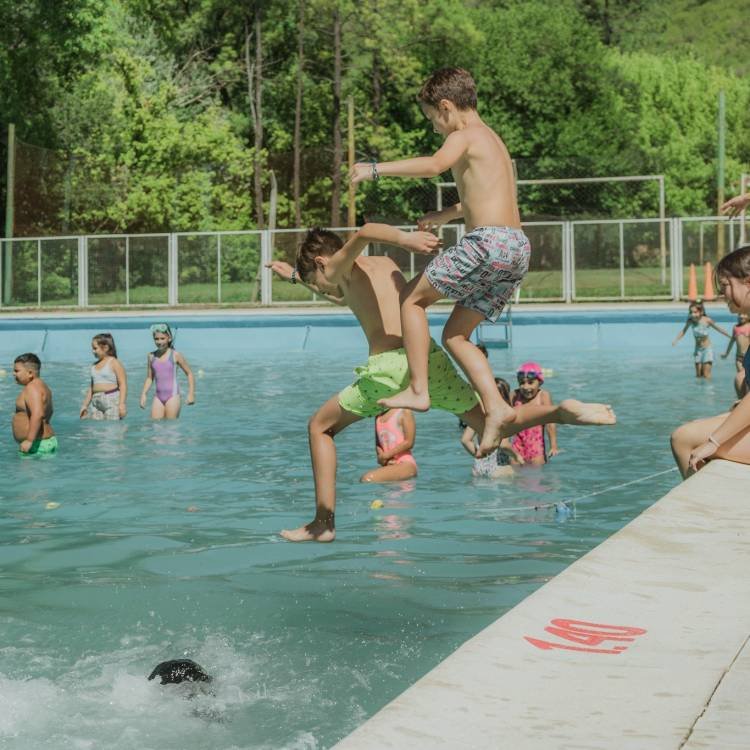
[558,399,616,425]
[280,518,336,542]
[378,386,431,412]
[478,406,516,457]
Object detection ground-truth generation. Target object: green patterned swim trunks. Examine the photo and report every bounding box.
[20,435,58,457]
[338,340,478,418]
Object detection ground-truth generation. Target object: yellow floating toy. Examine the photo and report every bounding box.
[370,499,384,509]
[45,502,60,510]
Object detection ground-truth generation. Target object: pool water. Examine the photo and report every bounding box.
[0,320,733,749]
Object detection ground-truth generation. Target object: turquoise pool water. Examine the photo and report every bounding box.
[0,312,735,749]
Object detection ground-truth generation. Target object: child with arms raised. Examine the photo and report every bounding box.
[267,225,614,542]
[671,246,750,475]
[350,67,529,456]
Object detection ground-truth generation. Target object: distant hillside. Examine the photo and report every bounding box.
[614,0,750,74]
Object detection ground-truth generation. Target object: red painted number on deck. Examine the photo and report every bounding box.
[524,618,647,655]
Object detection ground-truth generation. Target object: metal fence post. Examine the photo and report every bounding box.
[168,234,178,305]
[77,236,88,307]
[618,221,625,299]
[261,230,272,305]
[37,239,42,307]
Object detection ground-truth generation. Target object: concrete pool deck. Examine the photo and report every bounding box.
[333,459,750,750]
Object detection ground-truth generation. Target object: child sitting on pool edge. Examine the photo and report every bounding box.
[12,353,57,456]
[671,245,750,475]
[267,225,615,542]
[140,323,196,420]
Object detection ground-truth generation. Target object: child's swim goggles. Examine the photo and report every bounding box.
[516,361,544,384]
[150,323,172,335]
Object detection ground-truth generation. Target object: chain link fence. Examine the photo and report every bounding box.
[2,215,747,309]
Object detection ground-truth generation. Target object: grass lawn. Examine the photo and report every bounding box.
[1,265,696,309]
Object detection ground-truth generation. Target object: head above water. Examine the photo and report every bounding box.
[148,659,212,685]
[92,333,117,359]
[494,377,511,405]
[150,323,174,348]
[14,352,41,375]
[295,228,344,287]
[688,301,706,318]
[517,361,543,385]
[717,245,750,314]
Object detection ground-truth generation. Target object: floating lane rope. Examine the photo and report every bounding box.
[491,466,680,516]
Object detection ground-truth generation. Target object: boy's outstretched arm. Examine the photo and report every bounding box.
[324,223,440,285]
[266,261,345,305]
[350,130,468,183]
[721,334,736,358]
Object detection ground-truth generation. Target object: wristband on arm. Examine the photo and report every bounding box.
[371,161,379,181]
[707,434,721,448]
[290,269,298,284]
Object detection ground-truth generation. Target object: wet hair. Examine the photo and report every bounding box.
[689,301,706,316]
[14,353,41,373]
[148,659,212,685]
[295,228,344,282]
[716,245,750,282]
[150,322,174,346]
[417,67,477,111]
[93,332,117,358]
[494,377,511,405]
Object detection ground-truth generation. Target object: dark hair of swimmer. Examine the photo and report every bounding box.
[494,377,511,405]
[93,333,117,358]
[14,353,41,373]
[716,244,750,282]
[295,227,344,283]
[148,659,212,685]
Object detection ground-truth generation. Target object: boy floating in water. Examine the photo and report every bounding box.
[12,353,57,456]
[350,67,528,456]
[268,225,615,542]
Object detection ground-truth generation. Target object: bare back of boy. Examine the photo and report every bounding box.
[449,122,520,232]
[13,380,54,443]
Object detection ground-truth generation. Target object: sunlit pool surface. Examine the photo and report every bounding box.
[0,320,733,749]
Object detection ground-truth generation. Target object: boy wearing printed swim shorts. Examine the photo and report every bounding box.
[267,226,614,542]
[350,67,529,457]
[12,353,57,456]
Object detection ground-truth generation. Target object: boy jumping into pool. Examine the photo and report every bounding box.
[267,225,615,542]
[12,353,57,456]
[350,67,528,456]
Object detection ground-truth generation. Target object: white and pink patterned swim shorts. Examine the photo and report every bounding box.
[425,226,530,322]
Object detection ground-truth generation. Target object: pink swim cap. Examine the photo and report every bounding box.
[517,361,544,383]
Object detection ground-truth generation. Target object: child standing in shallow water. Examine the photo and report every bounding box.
[13,353,56,455]
[350,67,529,457]
[80,333,127,420]
[140,323,195,420]
[360,408,418,483]
[672,301,730,379]
[461,378,523,478]
[511,362,558,466]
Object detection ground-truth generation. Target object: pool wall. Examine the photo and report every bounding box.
[332,459,750,749]
[0,306,737,362]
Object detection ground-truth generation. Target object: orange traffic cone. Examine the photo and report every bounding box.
[703,261,715,301]
[687,263,698,301]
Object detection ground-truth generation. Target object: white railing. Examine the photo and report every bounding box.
[0,216,746,309]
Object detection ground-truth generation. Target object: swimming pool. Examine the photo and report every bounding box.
[0,309,735,749]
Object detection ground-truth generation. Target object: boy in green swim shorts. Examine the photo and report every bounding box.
[13,353,57,456]
[267,225,615,542]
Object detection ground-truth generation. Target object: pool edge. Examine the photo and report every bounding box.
[332,459,750,749]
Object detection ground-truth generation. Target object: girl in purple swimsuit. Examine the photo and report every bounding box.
[139,323,196,420]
